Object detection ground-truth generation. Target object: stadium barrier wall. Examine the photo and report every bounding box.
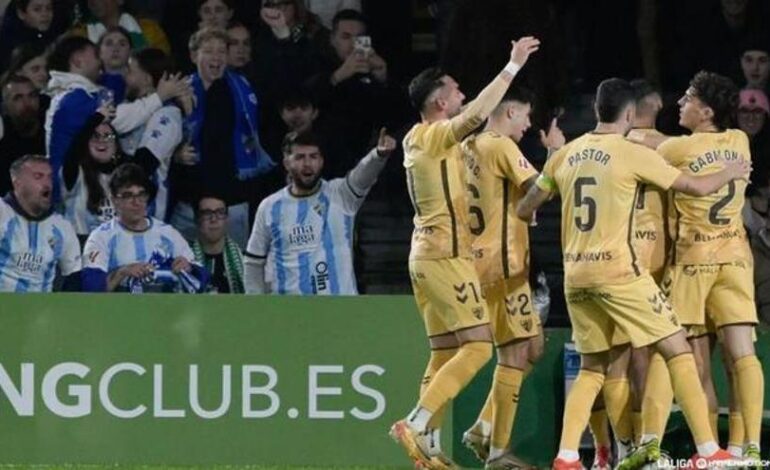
[0,294,767,468]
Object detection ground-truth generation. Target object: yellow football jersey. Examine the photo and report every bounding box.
[630,128,669,277]
[462,131,538,284]
[403,120,472,260]
[657,130,752,265]
[537,133,681,288]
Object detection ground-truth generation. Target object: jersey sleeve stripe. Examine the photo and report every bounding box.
[345,173,365,198]
[626,184,642,277]
[406,167,422,216]
[244,251,267,259]
[440,159,459,258]
[501,178,510,279]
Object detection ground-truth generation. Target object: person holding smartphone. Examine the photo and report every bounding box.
[305,9,394,182]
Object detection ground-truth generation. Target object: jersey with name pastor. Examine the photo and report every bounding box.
[537,133,681,288]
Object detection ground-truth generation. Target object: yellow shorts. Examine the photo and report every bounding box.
[483,276,542,347]
[565,275,681,354]
[686,314,758,342]
[661,261,757,330]
[409,257,489,337]
[608,265,666,348]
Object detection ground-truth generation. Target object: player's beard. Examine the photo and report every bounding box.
[294,173,321,191]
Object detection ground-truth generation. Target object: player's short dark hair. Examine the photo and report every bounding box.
[47,35,95,73]
[630,79,658,103]
[9,154,49,179]
[282,130,322,157]
[501,86,535,106]
[131,48,176,87]
[109,163,156,199]
[595,78,635,123]
[409,67,446,112]
[332,9,367,32]
[689,71,739,131]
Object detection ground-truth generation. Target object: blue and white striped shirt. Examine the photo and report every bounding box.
[82,217,198,292]
[247,178,364,295]
[0,196,81,292]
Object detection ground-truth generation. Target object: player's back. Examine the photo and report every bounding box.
[544,133,680,288]
[657,129,751,265]
[463,131,537,283]
[630,128,669,279]
[403,120,471,260]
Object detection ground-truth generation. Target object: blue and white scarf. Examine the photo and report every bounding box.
[187,70,275,180]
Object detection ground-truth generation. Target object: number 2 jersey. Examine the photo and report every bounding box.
[657,130,751,265]
[462,131,538,284]
[537,133,681,288]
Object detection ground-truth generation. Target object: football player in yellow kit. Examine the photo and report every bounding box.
[459,86,565,469]
[517,78,748,470]
[630,71,763,466]
[389,36,540,470]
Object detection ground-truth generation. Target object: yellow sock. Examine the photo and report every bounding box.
[559,369,605,452]
[709,412,719,441]
[642,352,673,440]
[727,366,744,448]
[490,365,524,449]
[418,341,492,413]
[728,412,744,448]
[419,348,457,428]
[604,378,634,443]
[476,391,494,429]
[667,353,715,445]
[589,408,611,448]
[734,355,764,445]
[632,412,643,444]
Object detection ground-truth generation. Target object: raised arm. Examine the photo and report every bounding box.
[450,37,540,140]
[670,158,751,196]
[347,128,396,195]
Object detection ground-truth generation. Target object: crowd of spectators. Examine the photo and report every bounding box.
[0,0,768,316]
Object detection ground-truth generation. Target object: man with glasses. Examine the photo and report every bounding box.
[192,194,244,293]
[82,163,208,293]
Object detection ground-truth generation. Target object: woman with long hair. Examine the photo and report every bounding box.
[61,110,126,245]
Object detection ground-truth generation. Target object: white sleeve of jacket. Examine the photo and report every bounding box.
[112,93,163,134]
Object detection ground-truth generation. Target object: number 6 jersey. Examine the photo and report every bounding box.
[656,130,752,266]
[537,133,681,288]
[462,131,538,284]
